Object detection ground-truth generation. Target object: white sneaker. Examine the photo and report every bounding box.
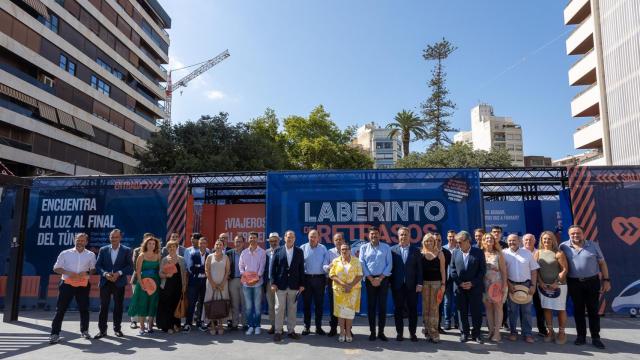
[254,327,261,335]
[246,327,254,335]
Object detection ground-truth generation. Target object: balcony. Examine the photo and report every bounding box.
[573,117,603,149]
[566,15,594,55]
[564,0,591,25]
[568,49,597,86]
[571,84,600,117]
[579,151,606,166]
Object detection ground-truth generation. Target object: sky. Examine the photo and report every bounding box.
[158,0,580,160]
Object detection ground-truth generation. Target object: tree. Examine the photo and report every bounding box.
[421,37,458,149]
[282,105,373,169]
[396,142,513,168]
[386,110,427,158]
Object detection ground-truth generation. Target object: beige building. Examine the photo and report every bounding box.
[0,0,170,175]
[354,122,402,169]
[454,104,524,167]
[565,0,640,165]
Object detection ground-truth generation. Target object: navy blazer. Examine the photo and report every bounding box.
[390,244,423,290]
[449,247,486,292]
[270,246,305,291]
[188,249,210,284]
[226,248,242,280]
[95,244,133,288]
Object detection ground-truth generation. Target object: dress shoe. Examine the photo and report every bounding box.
[378,333,388,341]
[396,334,403,341]
[459,334,469,343]
[274,333,282,342]
[315,328,326,335]
[114,330,124,337]
[327,328,337,337]
[473,336,484,344]
[93,332,107,339]
[410,334,418,342]
[301,328,311,336]
[369,333,376,341]
[130,322,138,329]
[288,332,300,340]
[592,338,605,349]
[49,334,60,344]
[444,323,452,330]
[574,336,586,345]
[438,328,446,334]
[267,326,275,335]
[80,331,92,340]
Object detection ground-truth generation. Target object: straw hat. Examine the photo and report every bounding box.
[509,284,532,304]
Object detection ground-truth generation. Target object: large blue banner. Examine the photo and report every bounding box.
[23,176,185,299]
[267,169,483,247]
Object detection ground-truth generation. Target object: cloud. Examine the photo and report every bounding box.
[205,90,226,100]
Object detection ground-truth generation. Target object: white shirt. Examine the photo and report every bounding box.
[285,246,294,267]
[462,250,470,269]
[502,247,540,282]
[53,247,97,280]
[110,246,120,264]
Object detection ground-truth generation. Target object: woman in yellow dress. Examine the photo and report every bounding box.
[329,244,363,343]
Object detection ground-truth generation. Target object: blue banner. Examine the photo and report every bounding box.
[23,176,176,298]
[266,169,483,247]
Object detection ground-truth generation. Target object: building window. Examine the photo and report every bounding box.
[45,14,59,33]
[59,54,76,76]
[91,75,110,96]
[97,58,124,81]
[375,141,393,150]
[55,0,65,5]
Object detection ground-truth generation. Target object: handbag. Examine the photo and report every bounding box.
[204,290,231,320]
[174,292,187,318]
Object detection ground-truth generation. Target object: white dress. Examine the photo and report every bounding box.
[202,253,230,321]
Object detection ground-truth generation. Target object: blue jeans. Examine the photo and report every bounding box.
[242,285,263,328]
[442,279,457,326]
[508,299,532,337]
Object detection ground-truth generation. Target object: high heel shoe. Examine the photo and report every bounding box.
[338,334,346,342]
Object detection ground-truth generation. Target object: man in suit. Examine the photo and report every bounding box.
[94,229,133,339]
[184,236,209,332]
[226,235,246,330]
[390,227,423,342]
[264,232,281,334]
[449,230,486,344]
[161,232,188,257]
[270,230,305,342]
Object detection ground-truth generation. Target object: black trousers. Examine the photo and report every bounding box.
[303,275,326,329]
[51,282,90,335]
[98,282,125,333]
[392,283,418,336]
[532,290,546,334]
[327,279,337,330]
[186,278,207,325]
[455,286,482,338]
[568,277,601,339]
[365,277,389,334]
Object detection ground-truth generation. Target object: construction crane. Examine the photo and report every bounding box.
[164,49,230,122]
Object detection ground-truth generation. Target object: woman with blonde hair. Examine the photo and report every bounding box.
[535,231,569,344]
[481,233,508,342]
[128,236,161,335]
[421,233,446,343]
[157,240,187,334]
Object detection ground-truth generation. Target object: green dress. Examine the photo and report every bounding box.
[128,259,160,317]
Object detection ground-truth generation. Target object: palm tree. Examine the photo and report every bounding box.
[387,110,427,158]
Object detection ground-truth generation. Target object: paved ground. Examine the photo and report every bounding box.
[0,311,638,360]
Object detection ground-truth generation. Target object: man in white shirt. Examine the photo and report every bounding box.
[50,233,97,344]
[502,234,539,343]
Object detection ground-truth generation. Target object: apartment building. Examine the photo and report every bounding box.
[0,0,170,175]
[354,122,403,169]
[565,0,640,165]
[454,104,524,167]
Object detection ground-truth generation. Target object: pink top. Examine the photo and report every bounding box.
[239,246,266,287]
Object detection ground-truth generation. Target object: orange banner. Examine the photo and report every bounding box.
[198,204,266,247]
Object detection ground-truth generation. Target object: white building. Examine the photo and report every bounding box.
[565,0,640,165]
[354,122,403,169]
[454,104,524,166]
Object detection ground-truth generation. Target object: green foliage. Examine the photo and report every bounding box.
[396,142,513,168]
[386,110,427,158]
[421,38,458,149]
[135,106,373,173]
[282,105,373,169]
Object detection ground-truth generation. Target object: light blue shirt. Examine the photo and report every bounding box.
[301,243,329,275]
[183,246,197,274]
[400,245,409,263]
[359,241,392,277]
[323,247,340,273]
[560,240,604,278]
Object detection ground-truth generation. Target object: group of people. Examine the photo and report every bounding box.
[48,224,611,350]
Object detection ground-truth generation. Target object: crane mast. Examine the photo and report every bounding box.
[164,49,230,122]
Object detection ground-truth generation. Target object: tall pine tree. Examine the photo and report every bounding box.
[421,38,458,149]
